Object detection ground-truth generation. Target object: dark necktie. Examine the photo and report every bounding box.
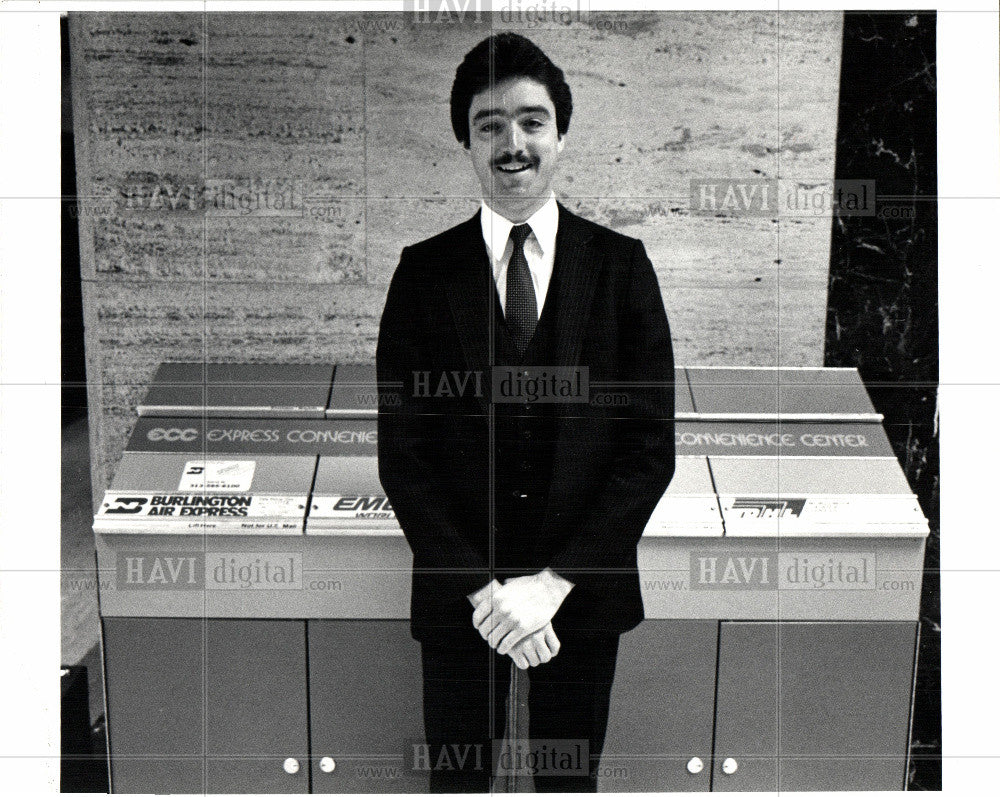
[505,224,537,354]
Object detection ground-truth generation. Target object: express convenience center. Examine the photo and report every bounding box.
[93,363,928,793]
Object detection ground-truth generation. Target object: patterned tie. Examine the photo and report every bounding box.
[505,224,537,355]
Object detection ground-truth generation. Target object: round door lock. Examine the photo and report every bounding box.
[721,757,738,775]
[686,757,704,774]
[319,757,336,774]
[283,758,300,775]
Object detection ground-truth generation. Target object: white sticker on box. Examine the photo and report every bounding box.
[97,492,304,519]
[644,495,722,536]
[719,494,926,534]
[94,492,307,534]
[311,494,395,521]
[178,460,255,492]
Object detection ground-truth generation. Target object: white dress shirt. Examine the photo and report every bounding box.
[480,193,559,320]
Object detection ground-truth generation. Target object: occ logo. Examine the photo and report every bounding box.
[147,427,198,442]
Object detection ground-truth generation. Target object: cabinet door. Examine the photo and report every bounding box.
[204,619,310,792]
[103,618,309,794]
[308,620,427,793]
[103,618,206,793]
[712,621,917,791]
[601,620,719,792]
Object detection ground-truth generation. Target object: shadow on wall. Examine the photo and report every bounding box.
[63,14,86,428]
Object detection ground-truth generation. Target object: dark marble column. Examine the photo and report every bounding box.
[825,11,939,790]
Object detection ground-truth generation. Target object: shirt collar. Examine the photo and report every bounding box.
[480,192,558,261]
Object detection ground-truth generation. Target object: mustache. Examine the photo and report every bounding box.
[492,154,536,168]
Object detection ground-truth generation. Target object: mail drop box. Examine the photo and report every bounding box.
[139,361,334,418]
[607,368,927,792]
[304,421,416,626]
[95,363,928,793]
[326,363,382,418]
[95,453,311,536]
[683,366,880,419]
[326,363,697,418]
[644,457,723,538]
[306,435,430,793]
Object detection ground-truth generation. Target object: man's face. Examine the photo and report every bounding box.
[466,77,565,220]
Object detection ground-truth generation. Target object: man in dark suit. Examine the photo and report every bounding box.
[377,33,675,792]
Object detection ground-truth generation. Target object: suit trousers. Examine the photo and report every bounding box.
[419,618,620,793]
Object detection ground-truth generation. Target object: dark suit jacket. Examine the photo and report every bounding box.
[376,203,675,640]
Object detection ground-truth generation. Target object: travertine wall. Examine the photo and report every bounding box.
[70,11,842,502]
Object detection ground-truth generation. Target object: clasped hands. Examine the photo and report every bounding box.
[468,569,574,670]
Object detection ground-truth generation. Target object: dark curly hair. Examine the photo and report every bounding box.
[450,33,573,149]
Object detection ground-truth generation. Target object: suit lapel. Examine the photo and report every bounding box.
[543,205,603,531]
[442,212,496,414]
[550,203,600,378]
[442,204,603,420]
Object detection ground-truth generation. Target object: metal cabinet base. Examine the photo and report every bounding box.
[601,620,917,793]
[103,618,310,794]
[103,618,917,793]
[712,621,917,791]
[602,620,719,792]
[307,620,426,793]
